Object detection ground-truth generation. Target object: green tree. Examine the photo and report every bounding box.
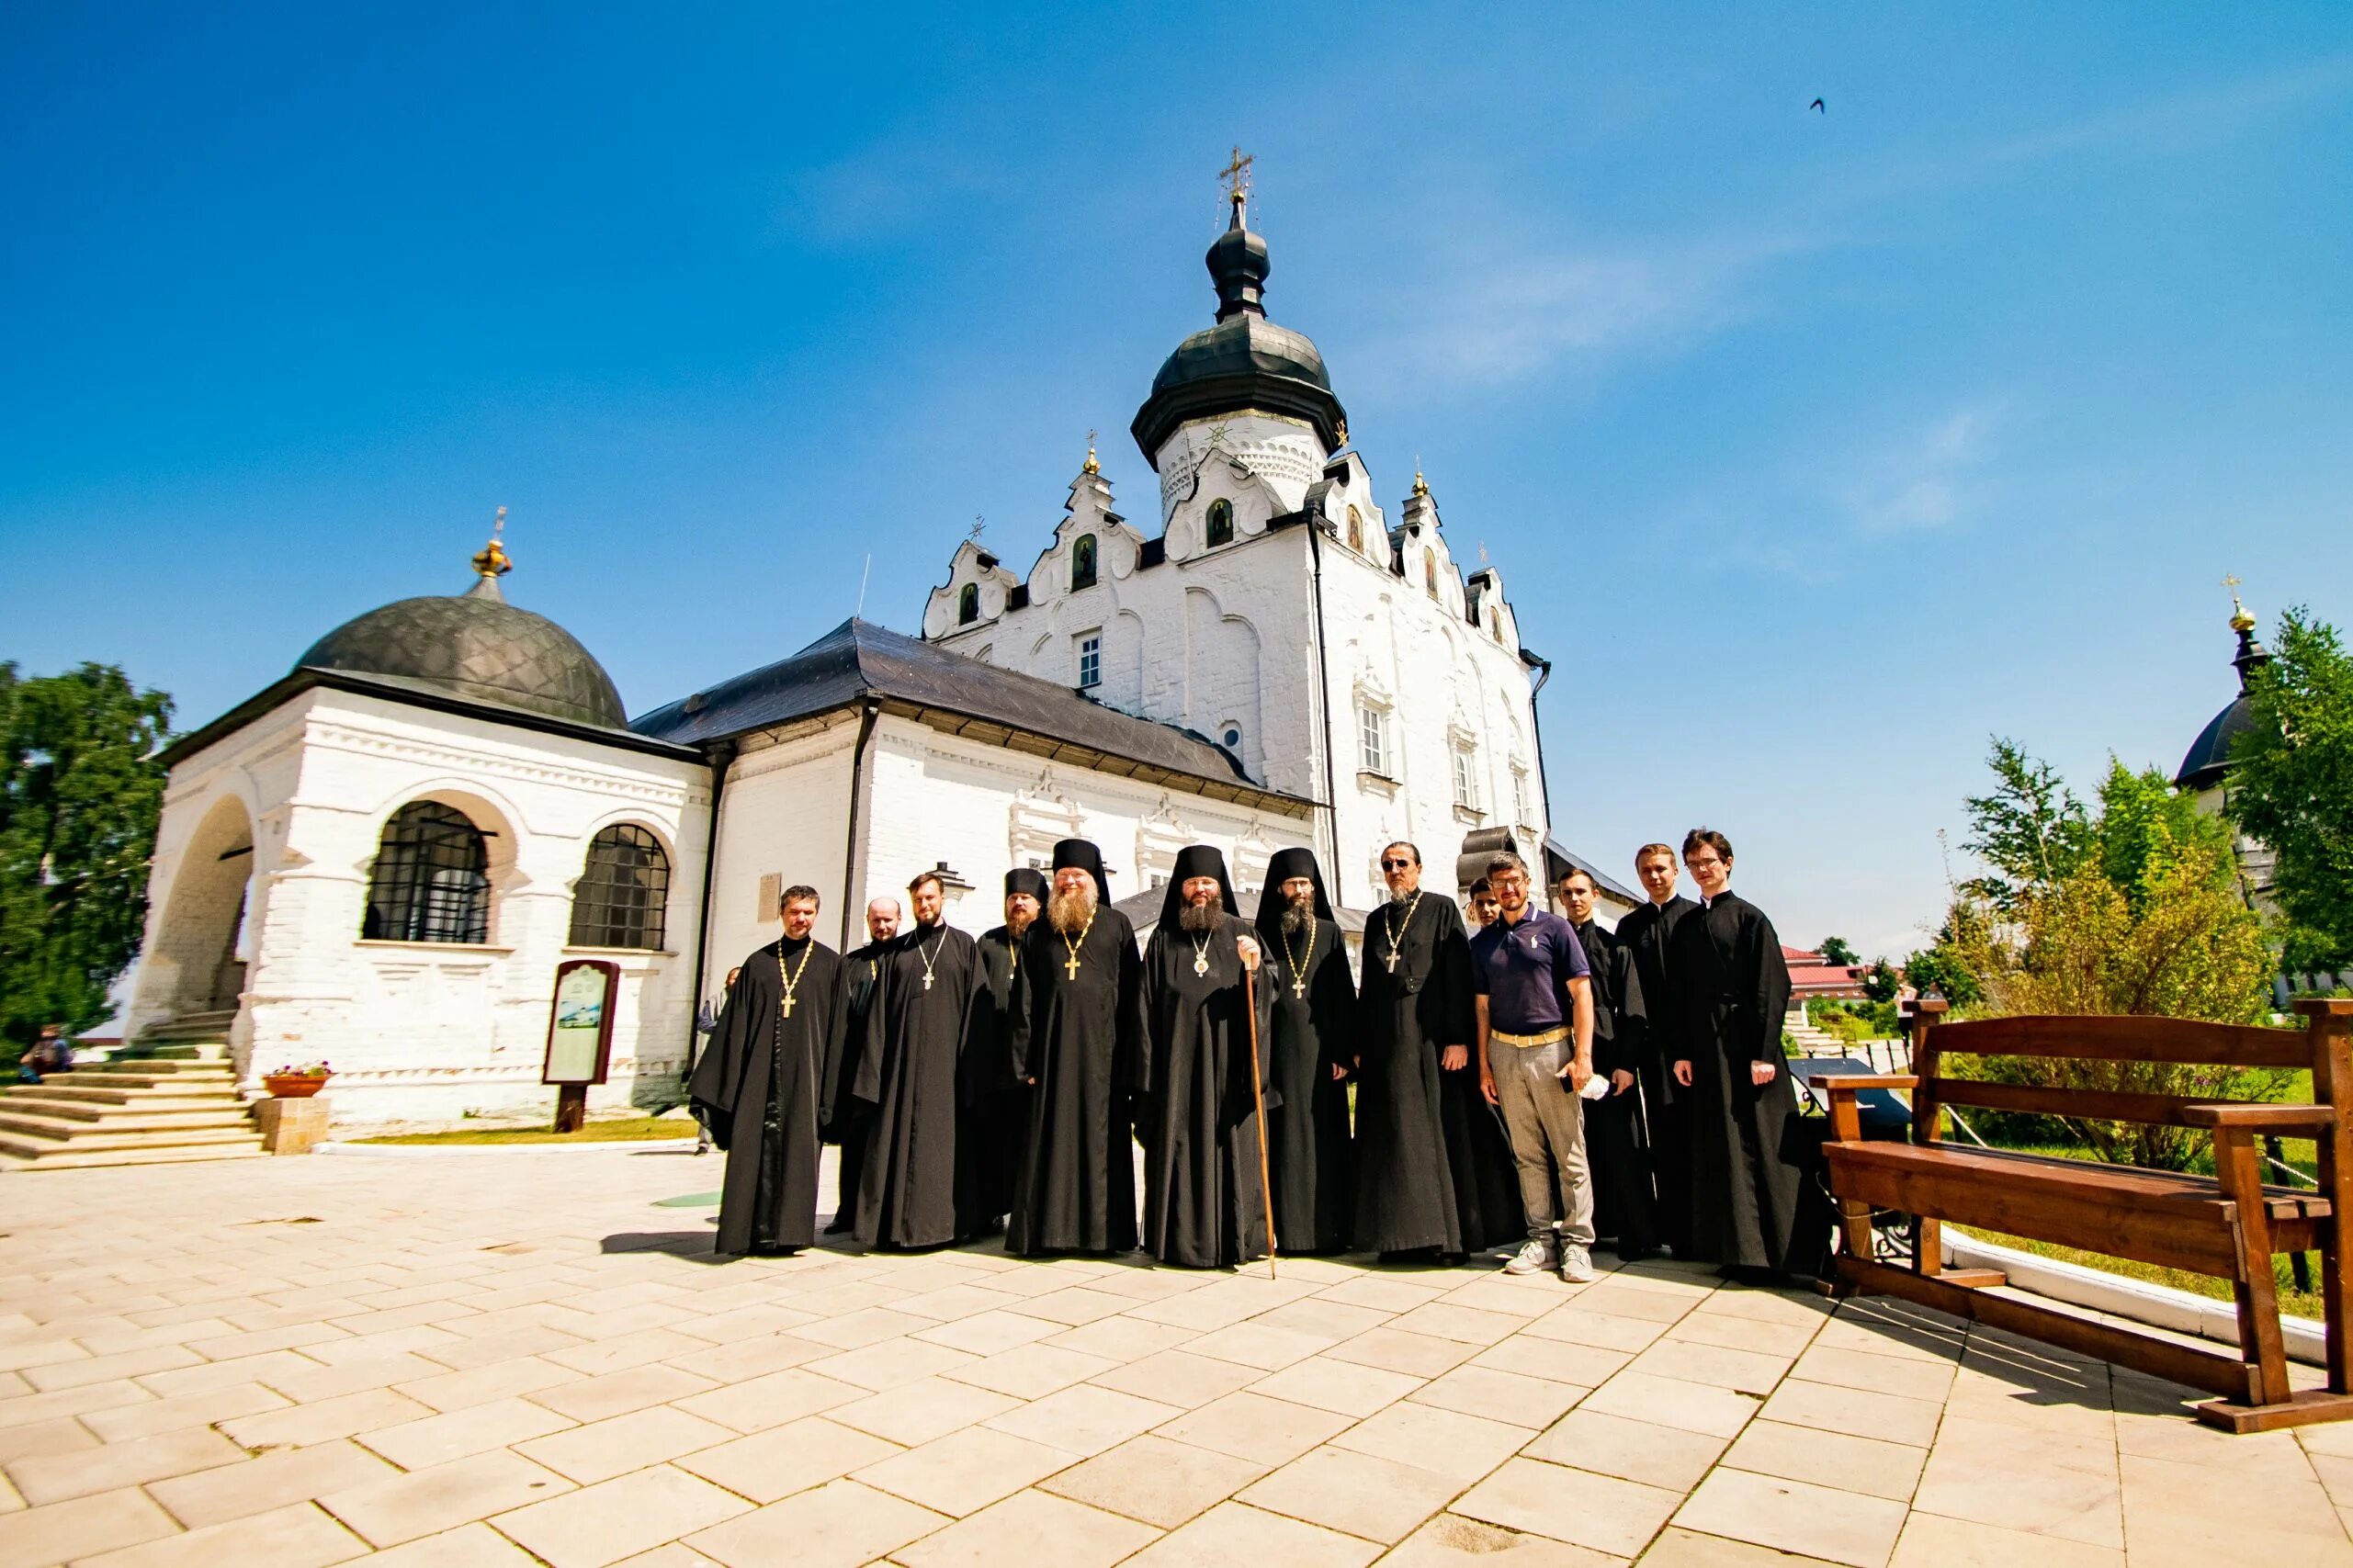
[1959,737,2091,913]
[1817,936,1859,966]
[2093,757,2231,910]
[0,663,174,1048]
[1861,959,1903,1005]
[2228,606,2353,969]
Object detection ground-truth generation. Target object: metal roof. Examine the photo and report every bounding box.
[634,618,1312,814]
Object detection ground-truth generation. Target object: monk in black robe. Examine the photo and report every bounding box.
[1667,829,1801,1276]
[689,885,846,1258]
[850,872,988,1249]
[1008,839,1143,1256]
[958,869,1044,1236]
[821,897,899,1234]
[1137,846,1277,1269]
[1254,847,1355,1254]
[1352,840,1522,1259]
[1561,869,1657,1259]
[1617,845,1697,1256]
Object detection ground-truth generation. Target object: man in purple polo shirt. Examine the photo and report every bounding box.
[1471,852,1599,1282]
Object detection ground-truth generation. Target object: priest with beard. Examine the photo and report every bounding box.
[1560,867,1657,1261]
[821,897,899,1235]
[1352,841,1522,1261]
[1008,839,1144,1256]
[849,871,989,1250]
[690,885,847,1258]
[1137,846,1276,1269]
[1667,829,1802,1278]
[1616,844,1696,1256]
[958,869,1045,1236]
[1254,848,1356,1254]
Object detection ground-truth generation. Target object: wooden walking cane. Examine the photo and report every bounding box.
[1243,961,1278,1280]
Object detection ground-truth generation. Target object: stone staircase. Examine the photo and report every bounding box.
[0,1020,265,1171]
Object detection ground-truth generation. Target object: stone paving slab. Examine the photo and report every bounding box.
[1,1146,2349,1567]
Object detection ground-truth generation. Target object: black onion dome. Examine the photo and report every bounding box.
[2175,612,2270,792]
[296,574,628,730]
[1131,204,1347,462]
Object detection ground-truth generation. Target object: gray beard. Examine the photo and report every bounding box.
[1386,888,1415,910]
[1177,901,1222,936]
[1280,901,1314,937]
[1047,887,1096,934]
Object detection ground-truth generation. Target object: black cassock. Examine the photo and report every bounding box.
[1137,912,1279,1268]
[1571,918,1657,1258]
[851,923,989,1249]
[1617,896,1697,1255]
[1352,894,1522,1255]
[820,942,888,1228]
[688,937,845,1257]
[1008,908,1144,1254]
[1666,892,1800,1270]
[1262,915,1356,1253]
[956,925,1033,1235]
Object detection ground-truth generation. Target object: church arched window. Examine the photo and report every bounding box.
[1071,534,1099,592]
[1205,499,1234,548]
[362,801,489,944]
[1424,549,1439,599]
[957,583,979,625]
[570,825,671,950]
[1346,506,1363,553]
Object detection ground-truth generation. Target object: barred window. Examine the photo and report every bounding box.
[1076,631,1103,690]
[1358,704,1390,775]
[570,825,671,950]
[361,801,489,943]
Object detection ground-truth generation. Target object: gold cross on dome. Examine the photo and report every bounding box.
[1220,146,1254,213]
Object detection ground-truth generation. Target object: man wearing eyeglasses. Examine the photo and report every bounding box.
[1470,852,1599,1282]
[1666,828,1802,1279]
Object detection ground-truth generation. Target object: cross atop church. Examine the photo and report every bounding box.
[1220,146,1254,221]
[471,505,512,579]
[968,515,986,544]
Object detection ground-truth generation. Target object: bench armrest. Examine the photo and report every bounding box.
[2180,1102,2338,1131]
[1812,1075,1919,1092]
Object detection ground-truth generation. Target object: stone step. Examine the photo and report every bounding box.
[5,1084,243,1111]
[0,1094,247,1122]
[0,1141,267,1172]
[96,1056,232,1076]
[44,1069,236,1091]
[0,1108,255,1141]
[120,1042,230,1063]
[140,1013,237,1043]
[0,1123,263,1160]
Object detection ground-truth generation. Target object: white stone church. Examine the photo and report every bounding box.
[119,181,1630,1126]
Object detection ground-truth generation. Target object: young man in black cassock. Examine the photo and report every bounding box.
[1617,843,1697,1256]
[849,871,988,1250]
[1254,848,1356,1254]
[1560,868,1658,1260]
[821,897,899,1234]
[689,885,847,1258]
[1137,846,1276,1269]
[1667,829,1802,1278]
[1352,841,1522,1261]
[959,869,1045,1236]
[1008,839,1143,1256]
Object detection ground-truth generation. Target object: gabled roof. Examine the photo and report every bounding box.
[635,618,1311,814]
[1542,839,1643,905]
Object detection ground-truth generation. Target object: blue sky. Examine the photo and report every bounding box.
[6,3,2349,956]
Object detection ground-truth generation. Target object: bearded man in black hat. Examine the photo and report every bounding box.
[1007,839,1144,1256]
[958,868,1046,1236]
[1254,847,1356,1254]
[1136,845,1276,1268]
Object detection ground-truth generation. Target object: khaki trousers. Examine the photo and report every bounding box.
[1491,1034,1596,1247]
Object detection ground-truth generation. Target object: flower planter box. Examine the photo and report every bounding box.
[263,1075,331,1099]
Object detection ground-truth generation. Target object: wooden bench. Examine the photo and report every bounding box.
[1819,998,2353,1432]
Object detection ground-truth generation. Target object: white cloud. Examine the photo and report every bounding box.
[1839,400,2006,536]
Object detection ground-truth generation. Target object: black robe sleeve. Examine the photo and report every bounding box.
[1743,905,1794,1066]
[1117,915,1148,1100]
[1314,922,1358,1078]
[688,953,770,1151]
[1432,899,1477,1049]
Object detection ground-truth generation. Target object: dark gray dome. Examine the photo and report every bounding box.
[297,578,627,730]
[2175,614,2270,792]
[1131,206,1347,461]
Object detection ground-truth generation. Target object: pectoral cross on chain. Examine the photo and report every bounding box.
[922,975,933,991]
[1064,952,1082,979]
[782,994,795,1019]
[1385,950,1400,973]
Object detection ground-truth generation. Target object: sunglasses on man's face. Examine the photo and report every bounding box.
[1380,858,1413,870]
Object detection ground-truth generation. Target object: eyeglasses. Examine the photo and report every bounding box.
[1379,858,1413,870]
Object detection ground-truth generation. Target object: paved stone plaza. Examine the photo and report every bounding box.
[3,1146,2350,1568]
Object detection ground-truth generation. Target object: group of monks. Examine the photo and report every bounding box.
[687,828,1803,1281]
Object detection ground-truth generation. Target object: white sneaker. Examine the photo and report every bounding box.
[1558,1244,1596,1283]
[1502,1238,1554,1276]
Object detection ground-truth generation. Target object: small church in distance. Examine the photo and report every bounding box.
[106,166,1617,1136]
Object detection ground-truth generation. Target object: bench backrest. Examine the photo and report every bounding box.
[1909,998,2353,1138]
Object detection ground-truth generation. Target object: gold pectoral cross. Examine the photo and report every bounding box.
[1064,953,1081,979]
[782,994,795,1019]
[1385,951,1400,973]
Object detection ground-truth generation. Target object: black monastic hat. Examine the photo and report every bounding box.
[1253,845,1334,936]
[1050,838,1112,903]
[1158,843,1240,929]
[1004,867,1048,902]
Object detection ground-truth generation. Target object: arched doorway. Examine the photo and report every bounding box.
[146,795,256,1022]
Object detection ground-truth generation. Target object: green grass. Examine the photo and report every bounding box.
[355,1116,696,1145]
[1952,1225,2325,1323]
